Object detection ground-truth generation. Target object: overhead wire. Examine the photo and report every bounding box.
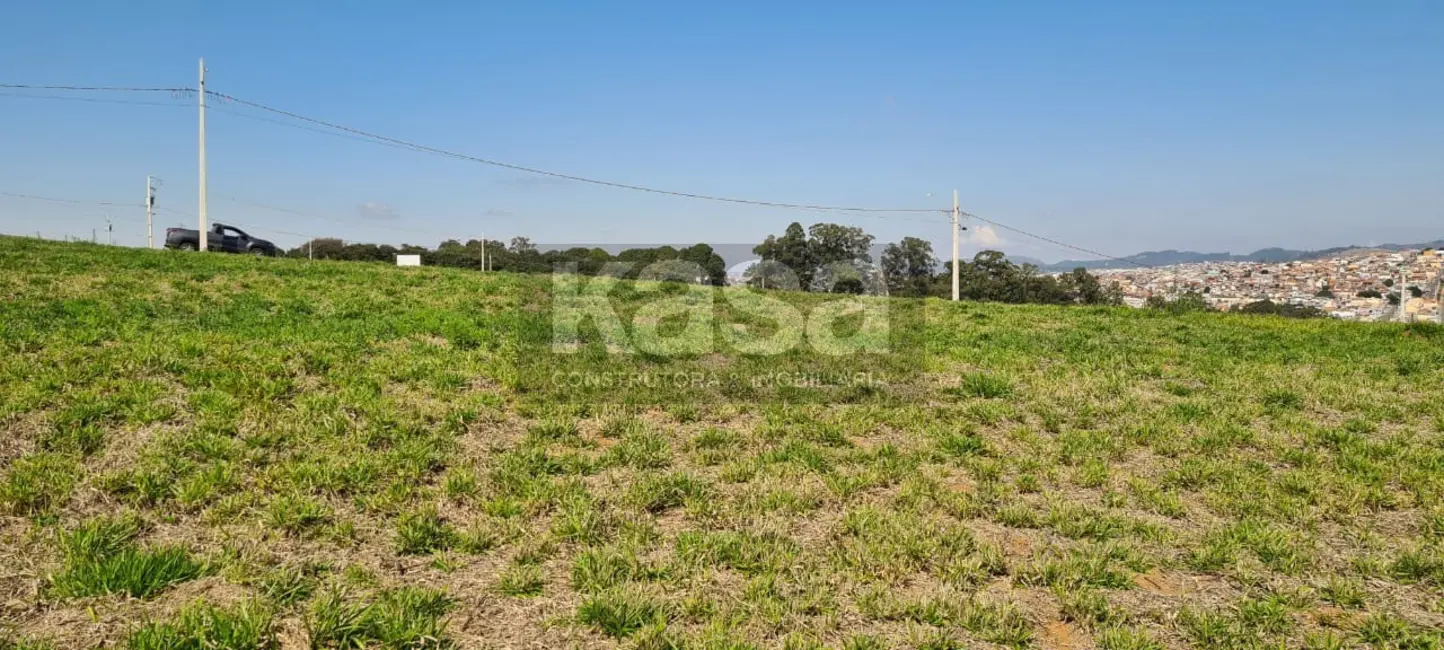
[0,190,141,208]
[204,90,947,218]
[0,91,190,108]
[1,84,1157,264]
[964,209,1155,267]
[206,105,424,153]
[0,84,193,93]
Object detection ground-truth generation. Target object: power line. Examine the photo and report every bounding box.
[205,90,945,217]
[0,190,141,208]
[0,91,189,108]
[963,211,1156,269]
[209,109,936,227]
[0,84,193,93]
[206,105,426,154]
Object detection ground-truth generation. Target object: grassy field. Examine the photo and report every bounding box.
[1,235,1442,650]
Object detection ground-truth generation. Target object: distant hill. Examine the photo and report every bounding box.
[1041,240,1444,272]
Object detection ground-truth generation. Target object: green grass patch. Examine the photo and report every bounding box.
[126,600,274,650]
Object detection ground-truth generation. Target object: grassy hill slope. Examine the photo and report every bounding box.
[2,236,1442,649]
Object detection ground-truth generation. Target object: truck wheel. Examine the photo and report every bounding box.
[178,242,197,251]
[250,247,268,257]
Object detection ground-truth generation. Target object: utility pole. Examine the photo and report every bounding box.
[951,190,960,301]
[1435,270,1443,325]
[1398,264,1410,323]
[146,176,156,248]
[308,239,313,260]
[198,58,209,252]
[481,232,487,272]
[1433,264,1444,324]
[106,214,113,246]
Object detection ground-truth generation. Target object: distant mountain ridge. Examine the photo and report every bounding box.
[1040,240,1444,272]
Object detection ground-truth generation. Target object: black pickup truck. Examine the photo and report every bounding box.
[165,223,278,256]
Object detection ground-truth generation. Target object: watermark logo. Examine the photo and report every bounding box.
[511,245,925,404]
[550,260,890,357]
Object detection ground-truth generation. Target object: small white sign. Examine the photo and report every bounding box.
[397,255,422,267]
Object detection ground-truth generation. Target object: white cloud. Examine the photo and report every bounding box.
[965,225,1003,247]
[356,202,399,220]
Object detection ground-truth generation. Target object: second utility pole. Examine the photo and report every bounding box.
[198,58,209,251]
[146,175,155,248]
[951,190,960,301]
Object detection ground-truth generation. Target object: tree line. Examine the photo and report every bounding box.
[288,237,728,286]
[1145,292,1328,319]
[748,222,1121,305]
[284,220,1124,306]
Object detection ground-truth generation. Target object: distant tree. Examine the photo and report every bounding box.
[1315,287,1334,298]
[338,243,386,262]
[807,223,874,267]
[1408,285,1423,298]
[509,237,537,255]
[1103,281,1125,305]
[1146,291,1211,314]
[743,259,801,291]
[1383,278,1395,288]
[1357,289,1383,299]
[881,237,937,298]
[753,223,814,289]
[805,223,875,292]
[959,250,1016,302]
[1238,300,1326,319]
[924,251,1114,306]
[1059,268,1106,304]
[638,258,703,284]
[752,222,877,292]
[431,239,473,268]
[289,237,345,259]
[678,243,727,286]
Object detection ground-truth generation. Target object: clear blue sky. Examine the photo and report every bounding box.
[2,1,1441,261]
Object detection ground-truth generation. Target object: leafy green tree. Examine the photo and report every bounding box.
[678,243,727,286]
[753,223,815,288]
[805,223,875,293]
[1146,291,1211,314]
[806,224,873,267]
[1060,268,1106,304]
[509,237,537,255]
[881,237,937,297]
[1238,300,1326,319]
[743,260,801,291]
